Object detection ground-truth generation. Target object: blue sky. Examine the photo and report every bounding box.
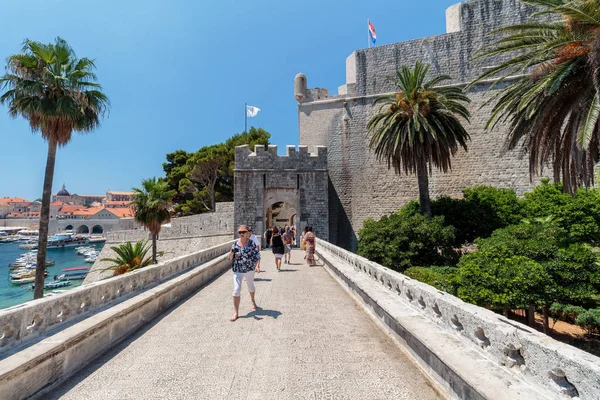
[0,0,459,200]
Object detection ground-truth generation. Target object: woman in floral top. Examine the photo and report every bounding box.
[229,225,261,321]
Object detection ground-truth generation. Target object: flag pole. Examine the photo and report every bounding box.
[368,19,370,48]
[245,103,247,133]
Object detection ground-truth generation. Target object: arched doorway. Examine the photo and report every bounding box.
[266,201,297,231]
[65,224,74,231]
[91,225,104,234]
[77,225,90,234]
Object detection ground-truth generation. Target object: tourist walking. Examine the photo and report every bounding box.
[271,226,285,271]
[249,226,261,273]
[263,227,272,249]
[304,226,316,266]
[301,226,309,253]
[283,226,293,264]
[229,225,260,322]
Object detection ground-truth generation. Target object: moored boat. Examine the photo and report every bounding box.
[47,233,88,249]
[31,280,72,290]
[57,266,91,281]
[10,277,36,285]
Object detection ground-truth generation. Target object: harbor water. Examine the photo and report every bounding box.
[0,241,104,310]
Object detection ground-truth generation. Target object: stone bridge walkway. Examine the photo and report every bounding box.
[48,250,444,400]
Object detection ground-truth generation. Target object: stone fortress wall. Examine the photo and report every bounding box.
[297,0,553,250]
[234,145,329,242]
[84,202,234,283]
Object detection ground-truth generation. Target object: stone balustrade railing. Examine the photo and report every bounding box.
[0,241,232,358]
[316,239,600,400]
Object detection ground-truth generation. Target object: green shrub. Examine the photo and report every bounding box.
[563,305,586,324]
[458,253,549,311]
[549,303,566,321]
[545,244,600,305]
[522,179,600,244]
[404,266,459,295]
[457,220,600,323]
[357,202,455,272]
[431,186,523,246]
[575,309,600,335]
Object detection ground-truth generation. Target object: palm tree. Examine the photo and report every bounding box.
[367,62,471,216]
[473,0,600,194]
[130,178,176,264]
[0,37,109,299]
[101,241,152,276]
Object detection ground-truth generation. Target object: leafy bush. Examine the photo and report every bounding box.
[549,303,566,321]
[522,179,600,244]
[357,202,455,271]
[404,266,459,295]
[545,244,600,305]
[431,185,523,246]
[563,305,586,324]
[456,219,600,329]
[458,253,549,311]
[575,309,600,335]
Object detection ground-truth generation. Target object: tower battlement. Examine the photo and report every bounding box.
[235,145,327,171]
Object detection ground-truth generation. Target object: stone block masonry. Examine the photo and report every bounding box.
[298,0,555,250]
[234,145,329,242]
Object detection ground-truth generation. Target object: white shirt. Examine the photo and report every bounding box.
[249,233,260,249]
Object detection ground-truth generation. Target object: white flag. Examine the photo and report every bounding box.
[246,105,260,117]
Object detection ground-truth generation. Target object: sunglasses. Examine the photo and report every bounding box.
[238,231,248,234]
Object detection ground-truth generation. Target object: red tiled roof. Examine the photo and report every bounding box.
[50,201,67,207]
[58,205,85,214]
[0,197,30,205]
[106,207,134,218]
[72,208,101,216]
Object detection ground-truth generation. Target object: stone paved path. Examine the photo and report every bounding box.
[48,249,444,400]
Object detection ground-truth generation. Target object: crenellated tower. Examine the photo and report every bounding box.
[234,145,328,244]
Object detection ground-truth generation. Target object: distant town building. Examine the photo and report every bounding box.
[0,197,31,218]
[52,184,105,206]
[1,185,138,234]
[105,190,135,202]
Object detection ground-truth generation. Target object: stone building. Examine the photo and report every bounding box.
[52,184,105,206]
[105,190,135,202]
[0,198,30,218]
[295,0,549,250]
[234,145,329,244]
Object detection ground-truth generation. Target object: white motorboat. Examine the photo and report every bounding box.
[47,233,88,249]
[84,255,97,263]
[10,277,36,285]
[19,241,38,250]
[58,266,90,281]
[31,280,72,290]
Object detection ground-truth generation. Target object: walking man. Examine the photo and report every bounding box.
[229,225,260,321]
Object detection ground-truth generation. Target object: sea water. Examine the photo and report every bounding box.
[0,241,104,310]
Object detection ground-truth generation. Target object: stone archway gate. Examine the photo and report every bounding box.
[234,145,329,242]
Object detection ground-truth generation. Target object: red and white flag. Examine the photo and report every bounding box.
[368,20,377,44]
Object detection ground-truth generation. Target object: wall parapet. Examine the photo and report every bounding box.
[316,239,600,400]
[0,241,232,358]
[235,145,327,171]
